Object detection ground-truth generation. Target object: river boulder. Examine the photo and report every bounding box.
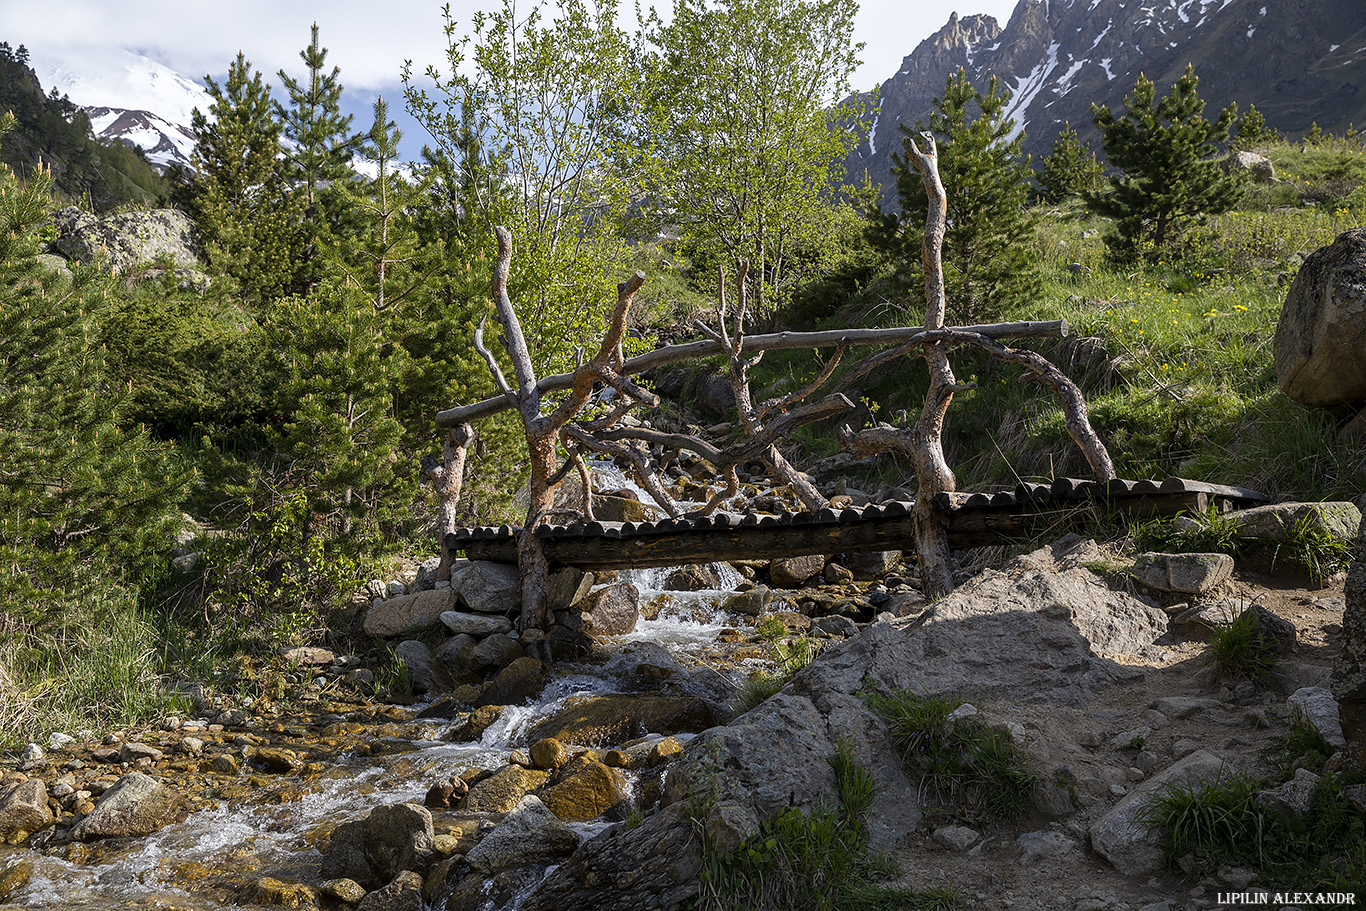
[320,802,436,890]
[69,772,184,841]
[0,779,54,841]
[463,796,579,873]
[1274,226,1366,407]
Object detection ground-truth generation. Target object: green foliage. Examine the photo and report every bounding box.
[867,69,1041,322]
[866,690,1035,822]
[404,0,638,375]
[1267,707,1333,778]
[1088,65,1243,263]
[275,23,363,295]
[0,114,190,743]
[1036,122,1104,204]
[734,635,820,714]
[1141,769,1366,890]
[637,0,863,314]
[181,52,302,306]
[1232,104,1278,151]
[694,740,957,911]
[1207,609,1280,684]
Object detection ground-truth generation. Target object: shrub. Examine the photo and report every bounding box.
[1207,609,1280,684]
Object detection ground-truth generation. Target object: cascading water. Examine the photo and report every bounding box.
[0,457,778,908]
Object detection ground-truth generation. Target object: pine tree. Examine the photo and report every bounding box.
[867,69,1040,322]
[1232,104,1277,150]
[330,97,424,313]
[1037,122,1104,204]
[185,52,300,306]
[276,23,362,294]
[1087,65,1242,262]
[0,115,187,613]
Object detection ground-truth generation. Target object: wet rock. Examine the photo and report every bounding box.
[439,611,513,638]
[530,738,570,771]
[720,586,772,617]
[118,742,164,764]
[423,774,469,809]
[571,582,640,637]
[464,796,580,873]
[1089,750,1229,876]
[250,877,319,907]
[363,589,455,638]
[433,634,479,684]
[320,878,367,903]
[69,772,185,841]
[476,656,548,707]
[449,705,503,743]
[468,634,524,675]
[320,802,436,890]
[1130,552,1234,594]
[252,748,302,774]
[453,561,522,614]
[663,564,721,591]
[523,694,718,747]
[770,554,825,588]
[1288,686,1347,748]
[0,780,54,841]
[539,759,630,821]
[1275,227,1366,407]
[519,802,701,911]
[464,764,550,814]
[823,562,854,584]
[356,870,423,911]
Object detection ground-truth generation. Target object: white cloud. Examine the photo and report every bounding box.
[4,0,1023,97]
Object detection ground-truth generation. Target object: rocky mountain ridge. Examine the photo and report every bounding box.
[847,0,1366,198]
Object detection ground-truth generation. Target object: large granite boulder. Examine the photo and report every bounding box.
[1274,227,1366,407]
[1090,750,1231,876]
[1224,501,1362,545]
[464,796,579,873]
[49,207,202,275]
[364,589,455,637]
[453,561,521,614]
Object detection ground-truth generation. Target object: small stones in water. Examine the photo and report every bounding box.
[321,878,367,903]
[47,732,76,751]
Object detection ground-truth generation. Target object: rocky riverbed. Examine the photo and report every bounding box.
[0,501,1360,910]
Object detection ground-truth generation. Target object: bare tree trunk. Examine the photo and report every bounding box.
[435,423,474,580]
[904,132,958,598]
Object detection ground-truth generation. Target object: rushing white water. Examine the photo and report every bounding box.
[1,558,753,909]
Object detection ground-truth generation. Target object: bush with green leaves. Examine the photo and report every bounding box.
[1207,609,1280,684]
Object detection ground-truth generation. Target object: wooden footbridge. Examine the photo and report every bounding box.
[448,477,1268,572]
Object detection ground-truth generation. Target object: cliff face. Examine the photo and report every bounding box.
[847,0,1366,200]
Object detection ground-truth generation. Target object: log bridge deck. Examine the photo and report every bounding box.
[449,477,1267,572]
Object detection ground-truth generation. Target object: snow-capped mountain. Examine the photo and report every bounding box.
[36,48,208,171]
[847,0,1366,197]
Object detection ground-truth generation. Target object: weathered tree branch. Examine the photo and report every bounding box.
[437,320,1068,427]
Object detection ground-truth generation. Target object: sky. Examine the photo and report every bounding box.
[1,0,1021,154]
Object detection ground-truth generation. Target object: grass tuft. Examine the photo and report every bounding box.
[1207,609,1281,685]
[865,690,1035,823]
